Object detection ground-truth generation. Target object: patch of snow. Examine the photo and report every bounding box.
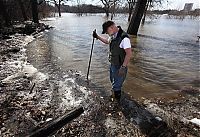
[105,117,117,129]
[155,116,162,121]
[24,35,35,45]
[189,118,200,126]
[46,118,53,122]
[41,17,57,21]
[23,65,38,77]
[35,72,48,82]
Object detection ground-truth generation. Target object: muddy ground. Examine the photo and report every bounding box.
[0,29,199,137]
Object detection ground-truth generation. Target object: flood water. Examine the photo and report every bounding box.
[27,13,199,99]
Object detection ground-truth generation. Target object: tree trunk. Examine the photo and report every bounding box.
[0,0,11,26]
[111,0,116,20]
[128,3,133,22]
[31,0,39,23]
[127,0,148,35]
[17,0,28,21]
[105,8,109,18]
[58,0,61,17]
[142,0,150,24]
[58,6,61,17]
[106,11,109,18]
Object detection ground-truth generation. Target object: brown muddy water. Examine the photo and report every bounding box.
[27,13,199,99]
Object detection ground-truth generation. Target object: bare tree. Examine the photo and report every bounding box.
[127,0,147,35]
[46,0,68,17]
[110,0,116,20]
[76,0,83,16]
[54,0,62,17]
[127,0,137,21]
[110,0,122,20]
[99,0,112,17]
[142,0,165,24]
[99,0,121,19]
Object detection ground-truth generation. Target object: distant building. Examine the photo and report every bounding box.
[183,3,193,11]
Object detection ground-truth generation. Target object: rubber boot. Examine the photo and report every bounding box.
[110,90,115,101]
[114,91,121,102]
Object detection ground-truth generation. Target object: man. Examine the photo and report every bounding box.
[93,21,132,101]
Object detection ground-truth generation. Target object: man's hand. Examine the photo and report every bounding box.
[118,66,127,77]
[93,30,98,39]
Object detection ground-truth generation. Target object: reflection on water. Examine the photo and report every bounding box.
[27,13,199,99]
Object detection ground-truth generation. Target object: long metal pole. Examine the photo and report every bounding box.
[86,30,96,80]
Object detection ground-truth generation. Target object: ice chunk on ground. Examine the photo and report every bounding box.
[23,65,38,77]
[189,118,200,126]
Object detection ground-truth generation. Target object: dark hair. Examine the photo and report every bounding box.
[102,21,115,34]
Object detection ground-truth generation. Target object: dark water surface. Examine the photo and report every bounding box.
[27,13,200,99]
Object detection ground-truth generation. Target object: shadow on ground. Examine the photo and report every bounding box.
[120,93,176,137]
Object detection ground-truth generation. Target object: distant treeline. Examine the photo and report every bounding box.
[61,4,200,17]
[60,4,128,14]
[148,9,200,16]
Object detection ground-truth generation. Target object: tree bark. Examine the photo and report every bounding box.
[127,0,148,35]
[31,0,39,23]
[17,0,28,21]
[0,0,11,26]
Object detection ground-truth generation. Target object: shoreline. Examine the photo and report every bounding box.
[0,26,199,136]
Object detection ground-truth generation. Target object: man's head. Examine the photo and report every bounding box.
[102,21,119,36]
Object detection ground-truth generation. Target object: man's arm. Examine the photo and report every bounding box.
[97,35,109,45]
[122,48,132,67]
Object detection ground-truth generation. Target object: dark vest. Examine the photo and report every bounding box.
[109,27,129,65]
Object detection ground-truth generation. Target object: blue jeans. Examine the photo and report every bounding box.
[109,64,127,93]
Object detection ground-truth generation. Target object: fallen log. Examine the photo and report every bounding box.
[28,106,84,137]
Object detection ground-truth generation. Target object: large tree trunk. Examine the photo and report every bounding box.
[17,0,28,21]
[31,0,39,23]
[127,0,148,35]
[0,0,11,26]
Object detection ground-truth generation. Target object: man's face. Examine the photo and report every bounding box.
[106,24,116,36]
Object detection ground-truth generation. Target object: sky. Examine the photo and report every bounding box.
[69,0,200,10]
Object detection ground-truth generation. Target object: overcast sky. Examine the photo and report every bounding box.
[69,0,200,10]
